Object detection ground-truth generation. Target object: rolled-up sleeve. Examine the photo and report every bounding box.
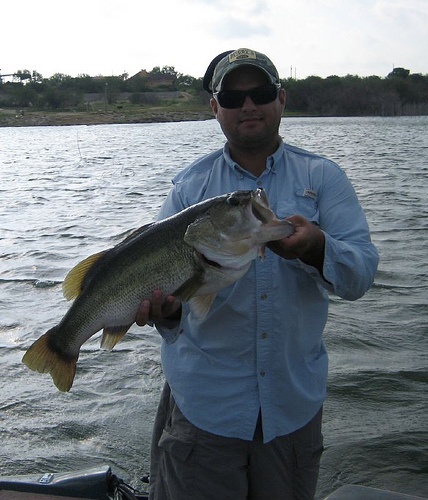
[314,162,379,299]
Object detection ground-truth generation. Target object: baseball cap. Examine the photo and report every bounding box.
[203,48,280,93]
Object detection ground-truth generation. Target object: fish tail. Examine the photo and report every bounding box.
[22,327,77,393]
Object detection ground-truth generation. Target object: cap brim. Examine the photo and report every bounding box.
[202,50,234,93]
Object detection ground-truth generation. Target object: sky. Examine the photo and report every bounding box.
[1,0,427,81]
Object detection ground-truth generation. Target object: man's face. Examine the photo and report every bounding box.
[210,66,286,151]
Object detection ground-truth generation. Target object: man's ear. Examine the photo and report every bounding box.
[280,88,286,108]
[210,97,219,118]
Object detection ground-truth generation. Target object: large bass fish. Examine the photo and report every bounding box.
[22,189,294,391]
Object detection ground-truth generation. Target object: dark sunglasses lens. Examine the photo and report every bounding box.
[217,84,278,109]
[217,90,245,108]
[251,85,278,105]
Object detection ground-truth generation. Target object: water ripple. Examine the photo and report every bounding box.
[1,117,427,497]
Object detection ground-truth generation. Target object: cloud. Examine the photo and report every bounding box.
[215,18,271,38]
[2,0,426,80]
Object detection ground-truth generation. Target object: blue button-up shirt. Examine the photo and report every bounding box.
[155,139,378,443]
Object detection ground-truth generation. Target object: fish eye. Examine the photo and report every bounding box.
[227,196,240,206]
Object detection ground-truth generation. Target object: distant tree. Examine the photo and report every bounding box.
[73,74,104,93]
[2,64,426,115]
[42,88,64,109]
[32,70,43,83]
[42,87,82,110]
[103,76,126,101]
[151,65,178,77]
[15,70,32,82]
[176,74,193,87]
[176,74,203,92]
[48,73,73,86]
[282,72,428,116]
[125,77,149,93]
[387,67,410,79]
[12,85,38,106]
[286,75,324,114]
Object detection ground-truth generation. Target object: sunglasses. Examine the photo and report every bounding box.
[213,83,281,109]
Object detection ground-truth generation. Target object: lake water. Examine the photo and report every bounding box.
[0,116,427,498]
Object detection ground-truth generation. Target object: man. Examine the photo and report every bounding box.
[136,48,378,499]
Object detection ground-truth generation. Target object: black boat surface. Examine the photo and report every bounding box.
[0,465,147,500]
[0,465,426,499]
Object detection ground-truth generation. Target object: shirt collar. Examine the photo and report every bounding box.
[223,138,284,178]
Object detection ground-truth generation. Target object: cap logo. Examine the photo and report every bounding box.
[228,49,258,63]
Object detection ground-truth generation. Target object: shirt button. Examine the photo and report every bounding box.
[260,371,266,377]
[260,293,267,300]
[261,332,268,339]
[257,180,263,186]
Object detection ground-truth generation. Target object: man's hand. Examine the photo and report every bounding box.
[267,215,325,273]
[135,289,182,327]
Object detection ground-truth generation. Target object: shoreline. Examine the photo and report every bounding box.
[2,109,424,128]
[0,109,215,127]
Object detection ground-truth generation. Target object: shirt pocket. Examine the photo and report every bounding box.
[275,189,320,225]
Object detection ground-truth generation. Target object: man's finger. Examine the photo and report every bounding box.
[135,299,151,326]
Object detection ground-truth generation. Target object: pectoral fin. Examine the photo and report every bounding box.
[173,272,217,317]
[188,294,217,318]
[173,273,205,301]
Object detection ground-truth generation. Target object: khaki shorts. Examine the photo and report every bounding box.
[149,383,323,500]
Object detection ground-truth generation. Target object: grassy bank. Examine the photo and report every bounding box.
[0,109,214,127]
[0,107,215,128]
[0,92,217,127]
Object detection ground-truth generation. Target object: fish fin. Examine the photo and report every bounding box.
[188,294,217,318]
[173,273,205,302]
[100,325,132,351]
[22,328,78,392]
[174,274,216,317]
[62,251,108,301]
[119,222,155,245]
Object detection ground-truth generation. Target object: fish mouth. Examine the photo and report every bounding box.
[198,251,222,269]
[198,248,253,272]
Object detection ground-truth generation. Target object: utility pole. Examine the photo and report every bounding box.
[290,66,297,80]
[104,83,108,112]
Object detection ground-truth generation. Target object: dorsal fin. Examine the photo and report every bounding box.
[62,251,107,301]
[119,222,155,245]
